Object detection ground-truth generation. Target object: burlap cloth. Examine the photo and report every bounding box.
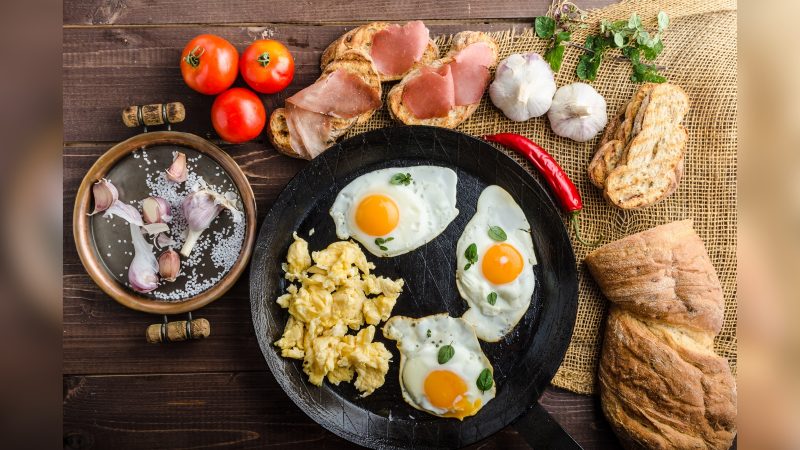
[347,0,738,394]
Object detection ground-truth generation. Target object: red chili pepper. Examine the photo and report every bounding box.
[483,133,600,246]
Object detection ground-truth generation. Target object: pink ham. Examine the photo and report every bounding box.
[285,103,332,160]
[449,42,493,105]
[370,21,430,76]
[401,65,455,119]
[287,69,381,119]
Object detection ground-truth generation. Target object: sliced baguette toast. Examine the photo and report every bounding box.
[321,22,439,82]
[386,31,499,128]
[599,83,690,209]
[268,49,381,159]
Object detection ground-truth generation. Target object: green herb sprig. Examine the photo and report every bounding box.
[534,1,669,83]
[390,173,412,186]
[375,237,394,251]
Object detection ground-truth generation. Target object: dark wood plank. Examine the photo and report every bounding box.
[63,23,531,143]
[63,373,616,449]
[63,143,305,375]
[63,0,612,26]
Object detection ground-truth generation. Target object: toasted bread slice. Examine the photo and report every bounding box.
[386,31,499,128]
[588,83,656,188]
[268,49,381,159]
[321,22,439,82]
[602,84,690,209]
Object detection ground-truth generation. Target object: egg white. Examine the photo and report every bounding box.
[382,314,496,418]
[456,185,537,342]
[329,166,458,257]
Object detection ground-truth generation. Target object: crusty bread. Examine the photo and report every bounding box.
[386,31,499,128]
[585,220,737,450]
[588,83,689,209]
[321,22,439,82]
[268,49,381,159]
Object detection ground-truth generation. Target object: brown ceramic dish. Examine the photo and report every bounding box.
[73,131,256,314]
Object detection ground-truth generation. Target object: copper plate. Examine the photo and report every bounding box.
[73,131,256,314]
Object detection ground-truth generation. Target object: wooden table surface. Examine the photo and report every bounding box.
[63,1,621,448]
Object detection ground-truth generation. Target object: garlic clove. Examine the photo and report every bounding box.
[89,179,119,215]
[128,223,159,293]
[166,152,188,183]
[158,248,180,282]
[141,196,172,224]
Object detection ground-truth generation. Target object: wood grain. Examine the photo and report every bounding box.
[63,373,615,450]
[63,0,612,26]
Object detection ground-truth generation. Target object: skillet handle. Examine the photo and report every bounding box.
[511,402,583,450]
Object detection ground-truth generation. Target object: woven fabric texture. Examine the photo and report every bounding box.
[346,0,738,394]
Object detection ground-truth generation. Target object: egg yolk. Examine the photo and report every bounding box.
[482,243,524,285]
[354,194,399,236]
[424,370,483,420]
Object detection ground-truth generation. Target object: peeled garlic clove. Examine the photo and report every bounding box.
[128,223,159,293]
[89,179,118,215]
[166,152,188,183]
[158,248,180,282]
[141,196,172,224]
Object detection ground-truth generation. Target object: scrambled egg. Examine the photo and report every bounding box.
[274,233,404,396]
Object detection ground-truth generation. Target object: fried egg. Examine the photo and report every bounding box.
[455,185,537,342]
[382,314,496,420]
[329,166,458,257]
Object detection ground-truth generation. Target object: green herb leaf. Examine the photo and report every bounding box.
[426,329,431,338]
[631,62,666,83]
[636,30,651,46]
[487,292,497,305]
[390,173,412,186]
[555,31,571,45]
[534,16,556,39]
[613,32,625,48]
[543,44,565,72]
[657,11,669,31]
[476,368,493,392]
[641,39,663,60]
[464,243,478,270]
[628,13,642,29]
[487,226,507,242]
[438,345,455,364]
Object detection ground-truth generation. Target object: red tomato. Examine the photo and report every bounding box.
[211,88,266,143]
[180,34,239,95]
[240,40,295,94]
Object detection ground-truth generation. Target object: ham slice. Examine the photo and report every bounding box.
[287,69,381,119]
[285,103,332,159]
[370,21,429,76]
[449,42,493,105]
[401,65,455,119]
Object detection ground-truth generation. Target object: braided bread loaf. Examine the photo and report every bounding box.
[585,220,736,449]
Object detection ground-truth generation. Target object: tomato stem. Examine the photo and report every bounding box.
[257,52,271,67]
[569,211,602,247]
[184,46,205,68]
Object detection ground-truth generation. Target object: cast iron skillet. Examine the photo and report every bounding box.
[250,126,579,449]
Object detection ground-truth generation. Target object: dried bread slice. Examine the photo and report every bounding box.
[588,83,656,188]
[268,49,381,159]
[386,31,499,129]
[601,84,690,209]
[321,22,439,82]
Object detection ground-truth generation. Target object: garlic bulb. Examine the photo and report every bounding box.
[489,53,556,122]
[128,223,159,293]
[89,179,118,215]
[547,82,608,142]
[180,188,242,257]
